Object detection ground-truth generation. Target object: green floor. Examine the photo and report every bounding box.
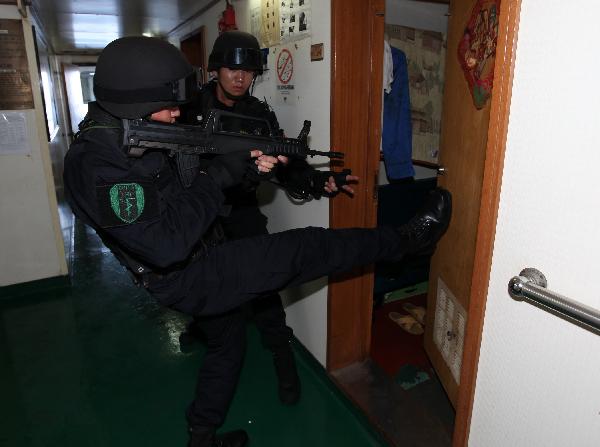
[0,222,388,447]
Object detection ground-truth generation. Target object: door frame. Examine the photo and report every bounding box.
[328,0,384,370]
[327,0,522,445]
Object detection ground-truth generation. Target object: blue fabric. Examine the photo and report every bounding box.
[382,47,414,179]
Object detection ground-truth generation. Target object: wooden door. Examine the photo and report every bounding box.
[424,0,498,406]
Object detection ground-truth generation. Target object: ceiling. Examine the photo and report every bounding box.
[28,0,218,54]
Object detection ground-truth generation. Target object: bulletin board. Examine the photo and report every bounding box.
[0,19,34,110]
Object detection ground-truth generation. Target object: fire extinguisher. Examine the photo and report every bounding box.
[218,0,238,34]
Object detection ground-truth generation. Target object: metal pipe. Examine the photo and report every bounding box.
[508,268,600,332]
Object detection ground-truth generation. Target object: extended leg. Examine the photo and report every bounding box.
[153,188,451,316]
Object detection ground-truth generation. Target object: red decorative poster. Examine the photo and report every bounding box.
[457,0,501,109]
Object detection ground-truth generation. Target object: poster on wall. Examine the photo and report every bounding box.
[259,0,281,47]
[0,111,31,155]
[280,0,311,42]
[0,19,34,110]
[387,24,446,165]
[457,0,501,109]
[251,7,262,41]
[275,47,296,105]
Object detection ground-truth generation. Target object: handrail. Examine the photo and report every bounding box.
[508,268,600,332]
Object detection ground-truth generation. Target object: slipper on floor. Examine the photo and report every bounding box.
[401,302,426,326]
[388,312,424,335]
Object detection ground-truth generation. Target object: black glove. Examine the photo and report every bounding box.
[311,169,353,198]
[205,151,252,189]
[245,163,278,183]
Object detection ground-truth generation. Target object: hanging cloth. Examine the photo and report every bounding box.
[382,46,414,180]
[383,40,394,94]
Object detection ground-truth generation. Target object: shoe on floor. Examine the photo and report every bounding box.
[402,302,426,326]
[389,312,424,335]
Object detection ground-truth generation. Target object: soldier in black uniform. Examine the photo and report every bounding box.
[176,31,360,431]
[63,36,451,447]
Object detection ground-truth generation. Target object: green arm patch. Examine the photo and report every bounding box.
[96,181,159,227]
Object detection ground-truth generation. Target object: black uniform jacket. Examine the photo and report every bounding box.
[64,102,226,273]
[182,81,317,204]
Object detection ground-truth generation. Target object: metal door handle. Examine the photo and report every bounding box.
[508,268,600,332]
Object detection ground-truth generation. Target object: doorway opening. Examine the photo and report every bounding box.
[180,26,208,86]
[328,0,519,445]
[62,63,96,142]
[333,2,455,445]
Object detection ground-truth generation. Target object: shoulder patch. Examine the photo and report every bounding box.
[96,181,159,227]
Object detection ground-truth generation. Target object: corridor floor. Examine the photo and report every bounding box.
[0,222,387,447]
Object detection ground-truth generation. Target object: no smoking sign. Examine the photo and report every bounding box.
[276,49,293,84]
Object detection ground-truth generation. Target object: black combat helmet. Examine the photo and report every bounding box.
[93,36,197,119]
[208,31,264,74]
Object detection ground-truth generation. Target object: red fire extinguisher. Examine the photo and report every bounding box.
[218,0,238,34]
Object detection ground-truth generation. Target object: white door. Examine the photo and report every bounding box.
[468,1,600,446]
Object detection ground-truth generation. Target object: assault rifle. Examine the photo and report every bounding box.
[122,108,345,160]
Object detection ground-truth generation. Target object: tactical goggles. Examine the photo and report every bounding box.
[211,48,264,70]
[94,70,198,104]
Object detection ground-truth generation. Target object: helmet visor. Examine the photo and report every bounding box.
[94,70,198,104]
[215,48,264,70]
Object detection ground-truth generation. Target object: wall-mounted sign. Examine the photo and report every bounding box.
[0,19,34,110]
[310,43,323,61]
[276,48,293,84]
[275,47,296,105]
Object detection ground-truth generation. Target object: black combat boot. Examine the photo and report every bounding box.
[273,344,301,405]
[396,187,452,256]
[188,426,248,447]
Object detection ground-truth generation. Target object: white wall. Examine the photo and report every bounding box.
[469,1,600,445]
[0,6,67,286]
[169,0,332,365]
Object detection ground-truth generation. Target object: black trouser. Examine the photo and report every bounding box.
[148,225,404,425]
[219,205,294,353]
[148,225,404,317]
[149,227,406,425]
[183,206,293,428]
